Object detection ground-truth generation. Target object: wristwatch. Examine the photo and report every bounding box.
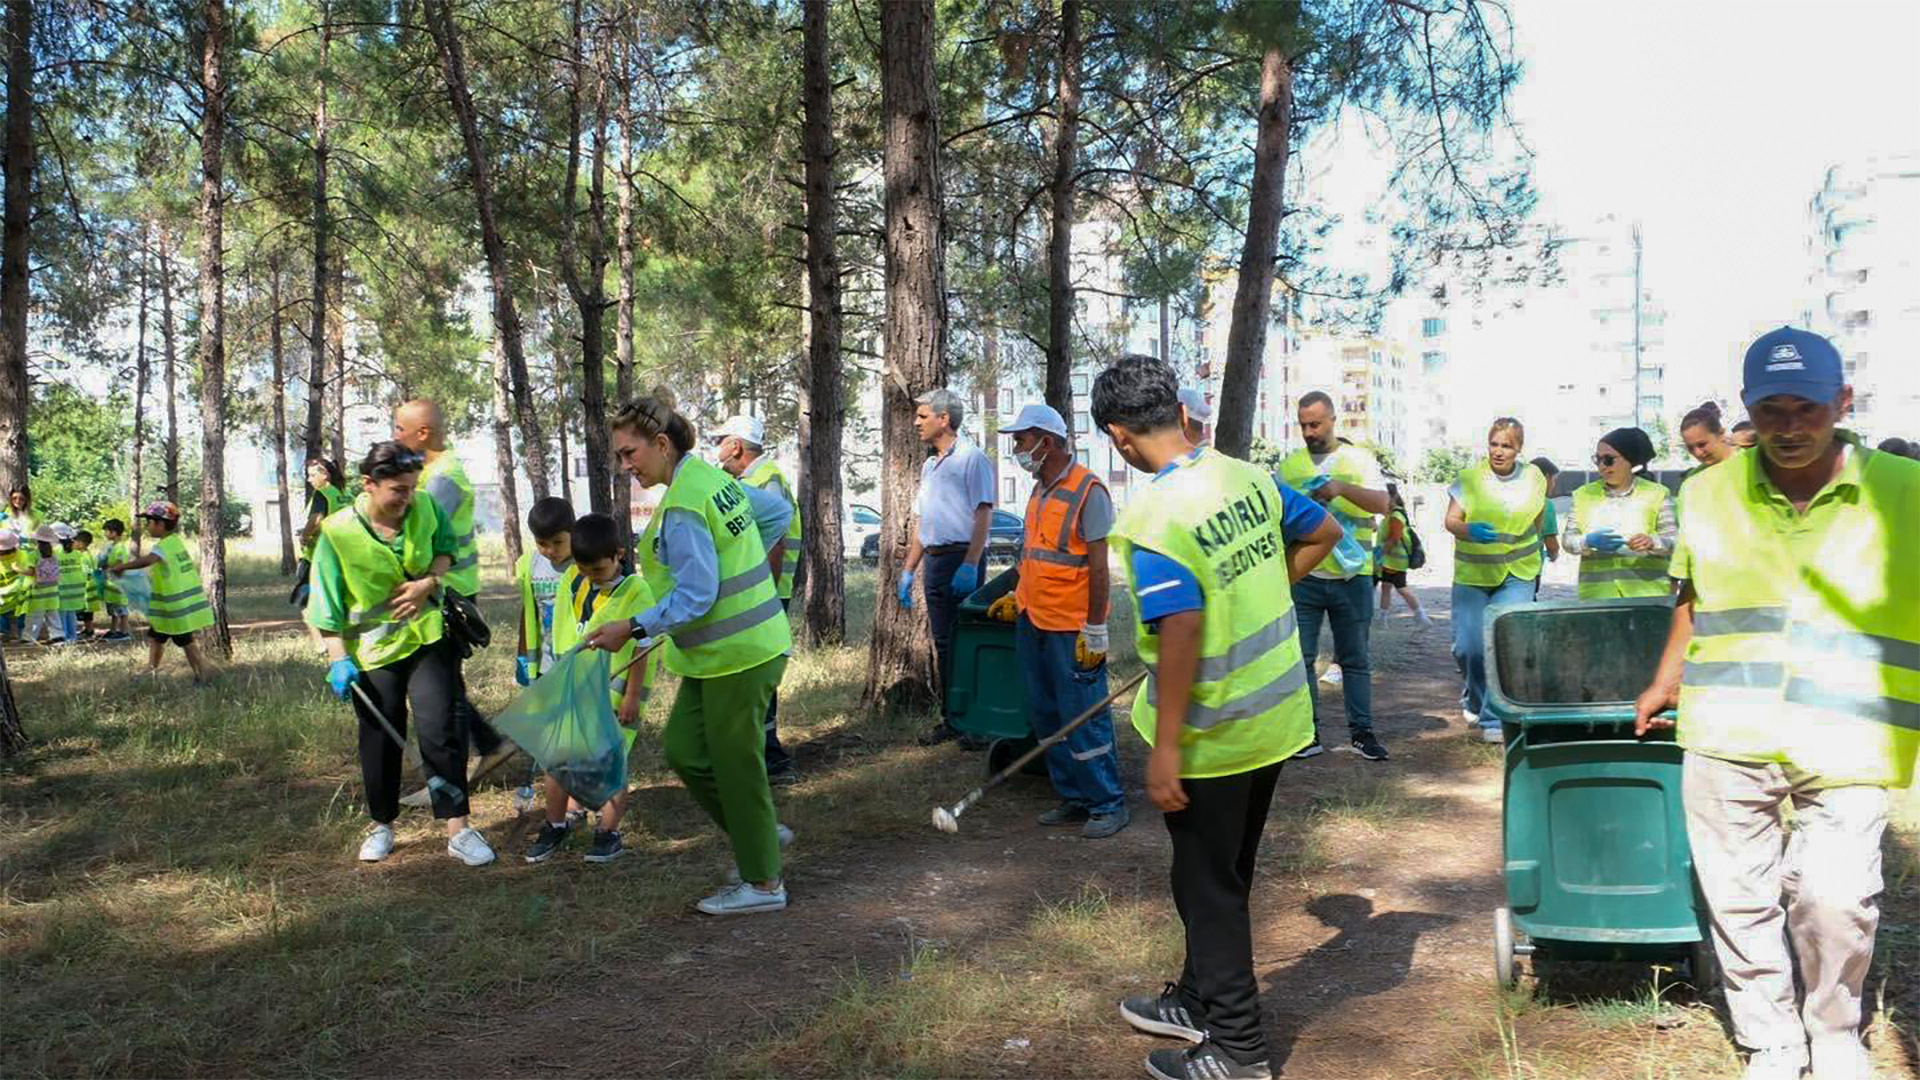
[629,615,646,638]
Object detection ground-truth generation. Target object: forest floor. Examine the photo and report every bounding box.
[3,556,1915,1079]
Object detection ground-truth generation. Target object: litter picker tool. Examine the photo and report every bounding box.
[352,681,465,805]
[931,668,1147,834]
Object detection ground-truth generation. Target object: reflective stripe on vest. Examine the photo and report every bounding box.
[656,457,791,678]
[1675,438,1920,786]
[1113,448,1313,777]
[1452,462,1547,587]
[145,534,215,635]
[1015,463,1104,632]
[421,453,480,595]
[317,497,443,668]
[1572,478,1672,600]
[742,458,802,601]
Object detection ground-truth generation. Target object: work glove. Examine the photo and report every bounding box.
[1075,622,1109,669]
[897,569,915,609]
[985,594,1019,623]
[1466,522,1499,544]
[951,562,980,599]
[1584,529,1624,553]
[1302,473,1339,503]
[327,657,360,701]
[515,654,534,687]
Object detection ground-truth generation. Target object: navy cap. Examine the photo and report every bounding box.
[1740,326,1843,409]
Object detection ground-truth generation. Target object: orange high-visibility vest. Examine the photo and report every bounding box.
[1015,462,1105,632]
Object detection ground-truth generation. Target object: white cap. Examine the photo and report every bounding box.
[1178,387,1213,424]
[0,529,17,552]
[52,523,75,541]
[714,414,765,446]
[1002,403,1070,441]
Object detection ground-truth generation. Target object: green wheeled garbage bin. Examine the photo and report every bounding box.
[944,567,1047,778]
[1483,597,1718,989]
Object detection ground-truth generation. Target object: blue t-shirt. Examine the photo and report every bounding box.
[1129,450,1328,623]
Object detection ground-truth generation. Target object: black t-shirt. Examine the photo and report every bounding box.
[305,490,330,520]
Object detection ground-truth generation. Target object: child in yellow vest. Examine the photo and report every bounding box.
[108,502,213,682]
[0,530,28,641]
[96,519,135,641]
[523,513,656,864]
[54,524,88,642]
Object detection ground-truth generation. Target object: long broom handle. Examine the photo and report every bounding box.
[944,668,1147,818]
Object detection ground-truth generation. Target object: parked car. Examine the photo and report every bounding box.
[844,503,880,559]
[861,508,1024,566]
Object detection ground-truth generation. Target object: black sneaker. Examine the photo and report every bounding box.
[1120,983,1207,1043]
[584,829,626,863]
[1038,802,1092,827]
[1351,733,1390,761]
[1146,1041,1272,1080]
[525,821,569,863]
[1290,742,1325,760]
[767,761,801,787]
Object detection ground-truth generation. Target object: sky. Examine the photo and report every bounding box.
[1499,0,1920,411]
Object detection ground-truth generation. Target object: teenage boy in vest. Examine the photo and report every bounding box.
[986,403,1127,838]
[1098,355,1342,1080]
[1635,327,1918,1080]
[713,414,801,785]
[109,502,213,683]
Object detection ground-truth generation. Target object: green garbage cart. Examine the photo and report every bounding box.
[944,567,1047,778]
[1483,597,1717,988]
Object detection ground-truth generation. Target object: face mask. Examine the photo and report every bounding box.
[1013,447,1045,475]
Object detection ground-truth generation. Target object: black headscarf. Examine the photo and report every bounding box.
[1600,426,1656,477]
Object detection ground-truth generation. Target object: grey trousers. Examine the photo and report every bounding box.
[1683,753,1889,1061]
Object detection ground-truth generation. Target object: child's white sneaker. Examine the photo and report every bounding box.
[446,827,496,867]
[697,880,787,916]
[358,824,396,862]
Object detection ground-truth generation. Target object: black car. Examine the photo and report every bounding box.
[860,509,1024,565]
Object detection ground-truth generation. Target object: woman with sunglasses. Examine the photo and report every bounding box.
[306,440,495,867]
[1445,417,1549,742]
[1561,427,1676,601]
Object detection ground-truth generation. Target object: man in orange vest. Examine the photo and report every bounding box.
[987,404,1129,838]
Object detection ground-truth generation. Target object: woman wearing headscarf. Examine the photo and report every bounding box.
[1562,426,1676,600]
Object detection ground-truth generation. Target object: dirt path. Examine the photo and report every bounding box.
[359,585,1525,1079]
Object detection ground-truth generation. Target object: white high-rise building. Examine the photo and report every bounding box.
[1803,155,1920,440]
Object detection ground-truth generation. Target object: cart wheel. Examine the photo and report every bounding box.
[1494,906,1517,987]
[1688,937,1721,993]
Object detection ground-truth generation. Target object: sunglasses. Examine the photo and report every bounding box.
[1592,453,1619,467]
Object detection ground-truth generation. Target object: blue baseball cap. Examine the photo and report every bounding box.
[1740,326,1843,409]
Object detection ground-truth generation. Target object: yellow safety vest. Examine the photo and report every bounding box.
[1453,462,1547,587]
[421,452,480,596]
[317,496,445,669]
[0,549,28,614]
[1379,508,1412,573]
[99,541,132,605]
[303,485,353,558]
[56,549,88,612]
[25,551,57,614]
[1676,437,1919,788]
[741,457,802,601]
[1112,448,1313,778]
[146,533,215,635]
[644,456,791,679]
[1570,478,1673,600]
[551,566,658,728]
[1277,445,1378,576]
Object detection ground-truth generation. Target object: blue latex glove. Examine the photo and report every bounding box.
[1585,529,1624,553]
[1301,473,1333,493]
[897,569,915,609]
[1467,522,1499,543]
[515,654,534,687]
[951,562,980,599]
[327,658,360,701]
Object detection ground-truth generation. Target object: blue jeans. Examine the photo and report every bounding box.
[1451,576,1537,722]
[1015,614,1125,815]
[1292,575,1375,738]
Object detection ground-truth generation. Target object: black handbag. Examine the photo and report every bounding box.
[442,591,492,658]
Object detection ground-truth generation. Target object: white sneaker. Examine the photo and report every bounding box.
[446,826,496,867]
[727,824,796,884]
[1320,665,1344,686]
[358,824,396,862]
[1809,1040,1870,1080]
[1479,723,1504,744]
[697,880,787,916]
[1462,709,1480,725]
[1744,1047,1808,1080]
[1416,612,1434,629]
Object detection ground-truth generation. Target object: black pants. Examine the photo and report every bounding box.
[921,545,982,724]
[354,638,469,822]
[1166,760,1284,1067]
[449,589,503,756]
[763,599,793,772]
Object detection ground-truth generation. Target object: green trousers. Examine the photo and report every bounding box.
[664,655,789,883]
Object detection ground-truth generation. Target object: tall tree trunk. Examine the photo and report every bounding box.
[160,228,181,503]
[865,0,946,712]
[549,286,572,507]
[0,0,30,496]
[131,225,151,552]
[612,69,635,549]
[1215,44,1293,460]
[1043,0,1080,428]
[798,0,844,646]
[557,0,611,516]
[422,0,551,499]
[489,337,522,566]
[329,249,345,464]
[195,0,233,659]
[269,257,294,575]
[303,0,330,461]
[0,645,23,756]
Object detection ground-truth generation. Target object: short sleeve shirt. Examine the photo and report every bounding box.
[1130,453,1328,623]
[916,437,998,546]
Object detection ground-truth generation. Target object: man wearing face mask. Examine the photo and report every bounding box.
[986,404,1128,838]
